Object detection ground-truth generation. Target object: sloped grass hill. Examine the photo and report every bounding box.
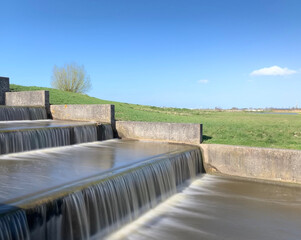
[10,84,301,150]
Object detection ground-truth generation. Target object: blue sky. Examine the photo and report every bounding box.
[1,0,301,109]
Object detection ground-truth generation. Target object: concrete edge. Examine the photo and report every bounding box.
[199,143,301,185]
[116,120,203,145]
[50,104,115,125]
[5,90,50,115]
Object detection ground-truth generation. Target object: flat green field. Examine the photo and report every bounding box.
[10,84,301,150]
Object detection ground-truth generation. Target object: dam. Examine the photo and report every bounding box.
[0,82,301,240]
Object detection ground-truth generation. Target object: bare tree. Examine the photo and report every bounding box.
[51,63,91,93]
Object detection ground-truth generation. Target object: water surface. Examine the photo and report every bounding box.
[108,174,301,240]
[0,120,96,132]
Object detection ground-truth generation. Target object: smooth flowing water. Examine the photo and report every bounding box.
[108,174,301,240]
[0,140,202,240]
[0,107,47,121]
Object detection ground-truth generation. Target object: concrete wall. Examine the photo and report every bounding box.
[0,77,9,105]
[200,144,301,184]
[5,90,49,108]
[116,121,203,145]
[50,104,115,124]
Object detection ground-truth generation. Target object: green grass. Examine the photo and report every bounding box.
[10,84,301,150]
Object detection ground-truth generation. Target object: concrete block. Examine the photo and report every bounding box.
[0,77,9,105]
[200,144,301,184]
[50,104,115,124]
[5,91,49,108]
[116,121,203,144]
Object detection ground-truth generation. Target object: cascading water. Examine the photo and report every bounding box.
[98,124,114,141]
[28,108,47,120]
[0,146,202,240]
[0,107,47,121]
[0,125,98,154]
[0,128,71,154]
[74,125,98,143]
[0,210,29,240]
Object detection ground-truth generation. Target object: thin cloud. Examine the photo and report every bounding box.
[198,79,209,84]
[250,65,297,76]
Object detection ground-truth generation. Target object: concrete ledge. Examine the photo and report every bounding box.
[5,91,49,108]
[0,77,9,105]
[50,104,115,124]
[200,144,301,184]
[116,121,203,144]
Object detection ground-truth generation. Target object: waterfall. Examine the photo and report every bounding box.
[0,210,29,240]
[0,107,47,121]
[0,125,98,154]
[0,148,202,240]
[74,125,98,143]
[28,108,47,120]
[98,124,114,141]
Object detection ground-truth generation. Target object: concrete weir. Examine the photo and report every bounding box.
[0,140,202,239]
[0,80,301,239]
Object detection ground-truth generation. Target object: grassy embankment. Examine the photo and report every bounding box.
[10,84,301,150]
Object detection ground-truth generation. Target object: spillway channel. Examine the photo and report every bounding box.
[0,139,202,239]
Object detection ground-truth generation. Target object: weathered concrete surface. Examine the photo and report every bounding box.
[5,90,49,107]
[116,121,203,144]
[200,144,301,184]
[0,77,9,105]
[50,104,115,124]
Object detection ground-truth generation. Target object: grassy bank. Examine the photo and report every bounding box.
[10,84,301,150]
